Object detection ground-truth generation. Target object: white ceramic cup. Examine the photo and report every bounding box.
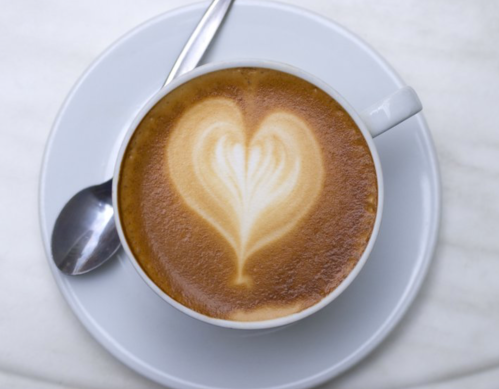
[113,59,422,330]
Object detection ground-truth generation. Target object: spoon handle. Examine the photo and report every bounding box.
[163,0,234,87]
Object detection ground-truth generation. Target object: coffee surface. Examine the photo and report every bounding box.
[118,67,378,321]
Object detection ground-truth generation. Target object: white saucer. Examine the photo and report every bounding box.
[39,2,441,388]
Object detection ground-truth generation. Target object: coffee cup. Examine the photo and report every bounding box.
[113,59,422,329]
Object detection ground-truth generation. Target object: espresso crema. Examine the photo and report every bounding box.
[118,67,377,321]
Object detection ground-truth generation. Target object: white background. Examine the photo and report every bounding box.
[1,0,499,388]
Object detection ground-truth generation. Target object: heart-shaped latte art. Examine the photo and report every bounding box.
[167,98,324,285]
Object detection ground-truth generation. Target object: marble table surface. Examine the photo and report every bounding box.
[1,0,498,388]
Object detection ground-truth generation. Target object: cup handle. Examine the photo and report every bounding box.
[359,86,423,138]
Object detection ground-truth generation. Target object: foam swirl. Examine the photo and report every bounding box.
[167,98,324,284]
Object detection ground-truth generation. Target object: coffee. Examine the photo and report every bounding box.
[118,67,377,321]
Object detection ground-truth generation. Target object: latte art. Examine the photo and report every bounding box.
[118,67,378,321]
[167,98,324,284]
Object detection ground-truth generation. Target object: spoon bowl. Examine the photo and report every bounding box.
[51,179,120,275]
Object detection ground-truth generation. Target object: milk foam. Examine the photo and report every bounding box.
[167,98,324,284]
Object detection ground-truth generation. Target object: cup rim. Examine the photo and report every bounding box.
[112,59,384,330]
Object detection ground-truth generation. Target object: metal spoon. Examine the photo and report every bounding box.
[51,0,234,275]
